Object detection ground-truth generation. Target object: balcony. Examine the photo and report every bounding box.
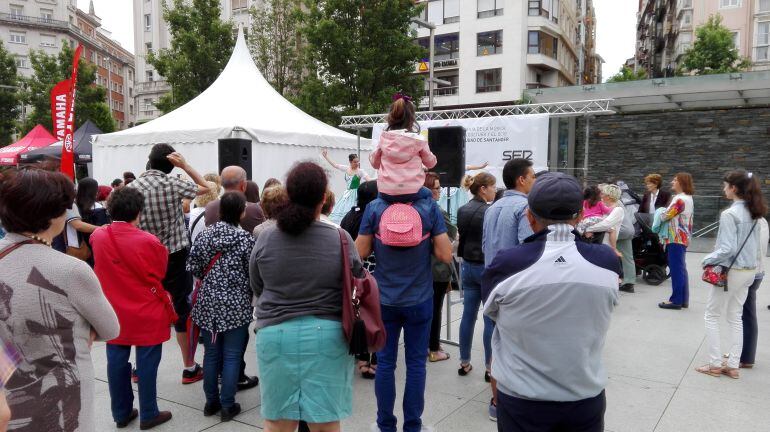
[0,12,68,30]
[423,86,458,97]
[677,0,693,12]
[676,42,691,58]
[135,80,170,94]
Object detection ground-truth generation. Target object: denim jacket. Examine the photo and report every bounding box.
[702,201,761,270]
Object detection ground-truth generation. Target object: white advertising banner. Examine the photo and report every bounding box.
[371,114,549,184]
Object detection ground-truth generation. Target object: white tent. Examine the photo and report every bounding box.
[92,28,371,190]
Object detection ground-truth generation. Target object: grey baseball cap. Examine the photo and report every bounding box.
[527,172,583,220]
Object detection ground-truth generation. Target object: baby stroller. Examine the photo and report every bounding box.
[632,213,669,285]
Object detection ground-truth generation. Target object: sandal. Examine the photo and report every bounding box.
[429,350,450,362]
[363,363,376,380]
[695,364,722,377]
[458,363,473,376]
[357,361,374,379]
[721,367,740,379]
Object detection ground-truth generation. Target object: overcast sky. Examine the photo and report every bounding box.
[83,0,638,83]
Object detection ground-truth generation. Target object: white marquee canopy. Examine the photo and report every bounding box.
[92,28,370,186]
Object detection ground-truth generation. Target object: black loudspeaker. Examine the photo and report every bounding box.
[218,138,252,180]
[428,126,465,187]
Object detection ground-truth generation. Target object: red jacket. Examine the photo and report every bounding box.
[91,222,170,346]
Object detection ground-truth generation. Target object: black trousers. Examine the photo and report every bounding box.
[497,390,606,432]
[741,276,763,365]
[429,281,448,352]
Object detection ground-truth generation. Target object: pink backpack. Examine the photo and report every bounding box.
[376,203,429,247]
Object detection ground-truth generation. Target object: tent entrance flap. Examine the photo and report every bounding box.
[218,138,253,180]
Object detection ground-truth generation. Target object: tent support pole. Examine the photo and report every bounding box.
[583,115,591,186]
[357,129,361,159]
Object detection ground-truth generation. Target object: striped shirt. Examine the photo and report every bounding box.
[128,169,198,253]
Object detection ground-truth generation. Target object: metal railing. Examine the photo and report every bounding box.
[423,86,458,97]
[0,13,68,30]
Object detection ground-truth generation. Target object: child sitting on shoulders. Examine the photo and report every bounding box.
[370,93,437,200]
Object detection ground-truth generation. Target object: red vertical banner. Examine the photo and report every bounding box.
[50,79,70,143]
[60,45,82,180]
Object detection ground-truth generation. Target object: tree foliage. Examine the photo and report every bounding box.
[606,65,648,83]
[148,0,234,113]
[297,0,426,126]
[248,0,304,97]
[681,15,751,75]
[21,42,115,136]
[0,41,20,146]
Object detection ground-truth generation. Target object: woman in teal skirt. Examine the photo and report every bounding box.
[250,161,364,432]
[322,149,371,224]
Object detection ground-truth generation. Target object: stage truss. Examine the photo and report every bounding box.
[339,99,614,130]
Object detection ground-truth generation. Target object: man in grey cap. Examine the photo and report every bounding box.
[481,172,620,432]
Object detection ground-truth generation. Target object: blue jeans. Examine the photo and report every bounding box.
[106,344,162,423]
[666,243,689,306]
[375,298,433,432]
[202,325,249,408]
[459,261,493,367]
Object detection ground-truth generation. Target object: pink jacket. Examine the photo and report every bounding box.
[371,130,437,195]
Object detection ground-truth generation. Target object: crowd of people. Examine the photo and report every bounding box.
[0,95,767,432]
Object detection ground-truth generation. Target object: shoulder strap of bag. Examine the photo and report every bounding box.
[190,211,206,240]
[727,220,758,271]
[0,240,35,261]
[337,228,355,304]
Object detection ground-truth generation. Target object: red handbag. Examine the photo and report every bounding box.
[338,229,386,355]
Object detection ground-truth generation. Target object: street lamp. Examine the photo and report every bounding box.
[411,18,436,111]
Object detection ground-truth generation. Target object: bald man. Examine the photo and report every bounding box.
[201,166,264,391]
[203,166,265,232]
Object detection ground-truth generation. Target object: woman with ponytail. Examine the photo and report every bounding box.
[456,172,497,379]
[249,161,364,431]
[697,171,767,379]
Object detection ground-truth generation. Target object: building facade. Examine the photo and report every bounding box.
[413,0,599,110]
[636,0,770,78]
[1,0,136,129]
[133,0,259,123]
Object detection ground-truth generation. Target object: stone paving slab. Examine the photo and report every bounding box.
[90,251,770,431]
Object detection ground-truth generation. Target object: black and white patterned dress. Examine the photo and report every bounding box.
[187,222,255,334]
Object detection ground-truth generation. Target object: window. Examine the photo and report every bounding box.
[231,0,248,12]
[144,14,151,31]
[477,30,503,55]
[9,5,24,18]
[435,33,459,60]
[15,55,28,69]
[719,0,740,7]
[145,42,153,55]
[682,10,692,25]
[40,34,56,47]
[528,0,540,16]
[477,0,503,18]
[760,0,770,12]
[142,98,153,110]
[476,68,501,93]
[757,21,770,60]
[732,31,740,50]
[427,0,443,24]
[130,104,134,115]
[146,70,154,82]
[9,31,26,44]
[679,0,692,7]
[443,0,459,24]
[552,0,559,23]
[528,31,558,59]
[40,8,54,21]
[90,51,96,62]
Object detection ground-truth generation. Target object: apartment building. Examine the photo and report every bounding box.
[134,0,259,123]
[413,0,600,110]
[636,0,770,78]
[0,0,136,129]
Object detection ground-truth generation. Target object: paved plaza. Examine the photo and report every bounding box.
[90,250,770,432]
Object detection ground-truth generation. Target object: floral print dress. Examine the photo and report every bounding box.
[187,222,256,334]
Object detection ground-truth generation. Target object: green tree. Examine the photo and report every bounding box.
[681,15,751,75]
[606,65,648,83]
[297,0,426,126]
[248,0,304,97]
[21,42,115,135]
[148,0,234,113]
[0,41,20,146]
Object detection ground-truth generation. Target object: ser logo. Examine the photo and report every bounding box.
[501,150,533,161]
